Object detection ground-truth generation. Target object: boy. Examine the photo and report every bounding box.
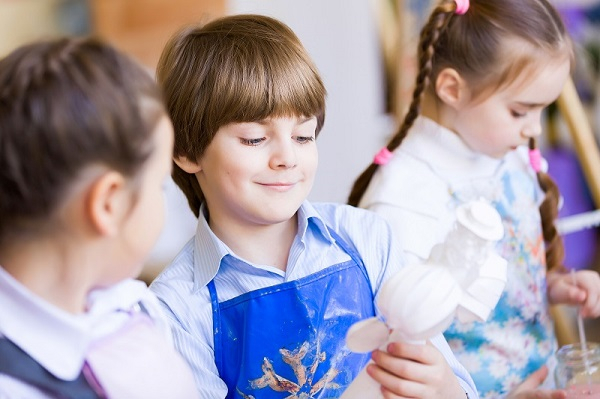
[150,14,477,399]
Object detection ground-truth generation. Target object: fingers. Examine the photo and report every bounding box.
[547,270,600,313]
[368,341,464,399]
[576,270,600,318]
[507,366,567,399]
[366,362,423,399]
[581,288,600,318]
[547,272,582,305]
[370,344,430,385]
[512,366,548,392]
[549,391,568,399]
[385,340,441,365]
[508,389,566,399]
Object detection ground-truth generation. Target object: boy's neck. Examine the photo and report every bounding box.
[209,215,298,271]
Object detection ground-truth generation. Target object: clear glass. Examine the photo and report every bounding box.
[555,342,600,398]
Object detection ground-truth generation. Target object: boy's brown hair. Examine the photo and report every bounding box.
[157,14,326,217]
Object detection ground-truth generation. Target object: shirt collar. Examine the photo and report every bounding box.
[0,268,148,381]
[297,200,334,244]
[191,201,334,291]
[403,116,503,179]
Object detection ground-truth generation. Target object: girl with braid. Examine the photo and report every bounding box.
[349,0,600,398]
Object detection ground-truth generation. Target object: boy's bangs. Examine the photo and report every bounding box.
[214,48,326,124]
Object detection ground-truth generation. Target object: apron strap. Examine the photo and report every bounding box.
[207,280,224,374]
[327,227,371,288]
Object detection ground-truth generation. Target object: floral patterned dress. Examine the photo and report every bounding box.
[444,166,557,399]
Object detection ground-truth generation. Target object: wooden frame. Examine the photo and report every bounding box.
[556,77,600,208]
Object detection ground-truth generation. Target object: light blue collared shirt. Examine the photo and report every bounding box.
[150,201,478,398]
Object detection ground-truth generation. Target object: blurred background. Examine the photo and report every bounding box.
[2,0,600,342]
[0,0,395,278]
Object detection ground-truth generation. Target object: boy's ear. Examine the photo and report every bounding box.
[174,155,202,174]
[86,171,128,236]
[435,68,468,109]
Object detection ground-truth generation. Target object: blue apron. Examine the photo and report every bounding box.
[208,228,375,399]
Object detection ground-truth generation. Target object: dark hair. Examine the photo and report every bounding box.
[157,14,327,217]
[348,0,571,271]
[0,36,165,245]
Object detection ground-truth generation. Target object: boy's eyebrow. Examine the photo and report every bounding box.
[299,116,316,123]
[256,116,316,125]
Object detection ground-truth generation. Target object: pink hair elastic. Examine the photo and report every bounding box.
[373,147,393,165]
[529,148,542,173]
[455,0,469,15]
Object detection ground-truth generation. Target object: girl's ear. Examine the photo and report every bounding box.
[174,155,202,174]
[86,171,129,236]
[435,68,468,109]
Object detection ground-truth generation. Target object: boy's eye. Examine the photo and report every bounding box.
[240,137,265,146]
[511,110,526,118]
[295,136,315,144]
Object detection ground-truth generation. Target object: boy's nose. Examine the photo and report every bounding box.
[270,140,297,169]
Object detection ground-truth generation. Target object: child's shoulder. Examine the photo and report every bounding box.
[308,202,403,277]
[149,239,197,297]
[312,201,385,219]
[310,202,394,238]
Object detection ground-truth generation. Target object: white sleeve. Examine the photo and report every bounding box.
[429,334,479,399]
